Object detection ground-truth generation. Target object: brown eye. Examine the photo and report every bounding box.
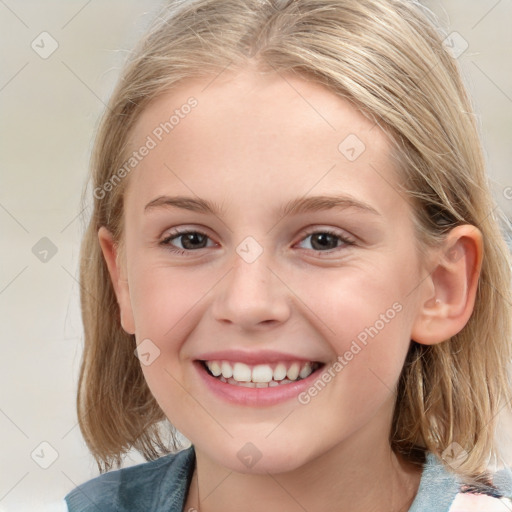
[309,233,340,250]
[297,230,355,252]
[177,232,209,250]
[161,230,215,253]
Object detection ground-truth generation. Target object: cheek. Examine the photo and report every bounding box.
[293,264,413,391]
[292,288,410,434]
[128,264,214,339]
[127,265,206,430]
[298,263,412,339]
[127,264,219,411]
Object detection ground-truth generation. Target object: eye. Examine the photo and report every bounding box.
[160,229,216,254]
[159,227,355,256]
[296,229,355,252]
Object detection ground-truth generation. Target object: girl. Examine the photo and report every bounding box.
[64,0,512,510]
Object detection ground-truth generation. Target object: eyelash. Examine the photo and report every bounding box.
[159,227,356,256]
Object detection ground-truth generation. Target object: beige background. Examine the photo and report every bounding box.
[1,0,511,509]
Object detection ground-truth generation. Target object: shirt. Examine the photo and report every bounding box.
[62,446,512,511]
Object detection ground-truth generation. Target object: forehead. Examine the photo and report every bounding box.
[125,68,406,219]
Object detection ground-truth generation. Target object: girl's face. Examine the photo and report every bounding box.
[109,68,433,473]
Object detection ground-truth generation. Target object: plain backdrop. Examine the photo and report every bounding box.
[1,0,511,509]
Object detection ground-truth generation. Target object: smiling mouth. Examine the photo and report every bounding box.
[200,360,324,388]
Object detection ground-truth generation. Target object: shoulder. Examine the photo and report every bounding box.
[448,466,512,511]
[449,490,512,511]
[65,446,195,512]
[409,452,512,512]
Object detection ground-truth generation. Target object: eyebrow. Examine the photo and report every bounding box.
[144,194,381,217]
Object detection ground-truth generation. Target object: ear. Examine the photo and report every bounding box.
[98,227,135,335]
[411,224,483,345]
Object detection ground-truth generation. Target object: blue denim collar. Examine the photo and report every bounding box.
[66,447,463,511]
[408,452,459,512]
[65,445,195,511]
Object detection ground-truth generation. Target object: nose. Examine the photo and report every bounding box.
[211,249,291,330]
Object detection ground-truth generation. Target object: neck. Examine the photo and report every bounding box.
[184,423,422,512]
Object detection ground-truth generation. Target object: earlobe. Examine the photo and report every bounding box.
[97,227,136,335]
[411,225,483,345]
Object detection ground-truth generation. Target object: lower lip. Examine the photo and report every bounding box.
[194,361,324,407]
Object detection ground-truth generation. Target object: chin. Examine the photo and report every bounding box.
[203,439,314,475]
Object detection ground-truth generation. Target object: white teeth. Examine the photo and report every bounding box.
[287,362,300,381]
[273,363,287,381]
[221,361,233,378]
[238,381,256,388]
[251,364,273,383]
[233,362,252,382]
[208,361,222,376]
[204,360,319,386]
[299,362,312,379]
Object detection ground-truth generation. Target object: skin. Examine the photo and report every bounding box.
[99,66,483,512]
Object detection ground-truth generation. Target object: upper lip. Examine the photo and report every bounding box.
[195,350,323,365]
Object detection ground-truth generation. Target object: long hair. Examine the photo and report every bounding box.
[78,0,512,479]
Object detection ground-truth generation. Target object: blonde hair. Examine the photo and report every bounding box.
[78,0,512,481]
